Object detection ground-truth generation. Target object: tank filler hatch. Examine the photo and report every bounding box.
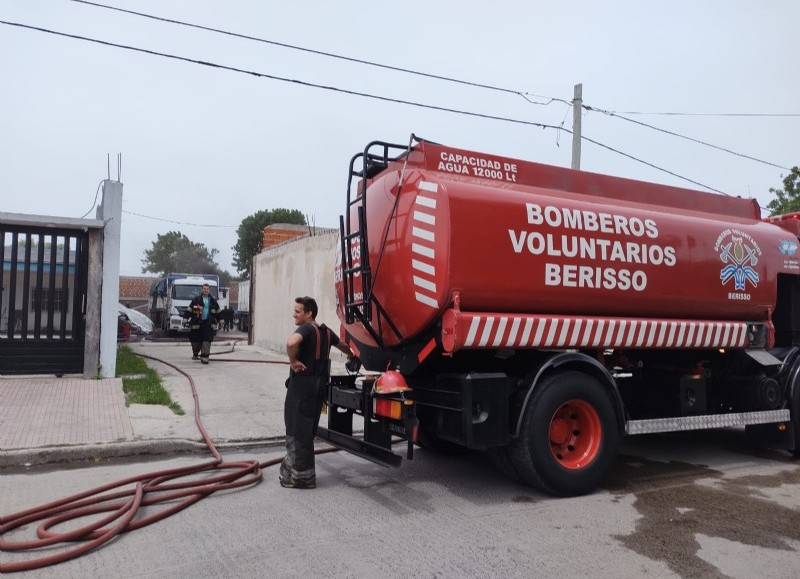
[339,139,417,348]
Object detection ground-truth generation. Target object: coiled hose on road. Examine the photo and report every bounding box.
[0,340,339,573]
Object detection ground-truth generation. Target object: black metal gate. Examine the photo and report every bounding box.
[0,225,89,375]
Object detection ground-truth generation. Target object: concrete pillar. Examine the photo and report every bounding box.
[96,180,123,378]
[83,228,103,377]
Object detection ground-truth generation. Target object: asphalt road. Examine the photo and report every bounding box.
[2,429,800,579]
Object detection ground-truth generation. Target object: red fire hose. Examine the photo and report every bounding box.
[0,343,337,573]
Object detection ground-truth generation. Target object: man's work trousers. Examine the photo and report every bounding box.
[283,375,327,481]
[189,320,215,361]
[190,340,211,359]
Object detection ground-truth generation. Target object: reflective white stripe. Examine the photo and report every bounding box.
[693,325,705,347]
[604,320,617,345]
[520,318,533,346]
[626,321,638,345]
[412,259,435,275]
[413,210,435,225]
[455,315,756,350]
[479,317,495,347]
[493,317,508,347]
[412,243,434,258]
[412,226,434,242]
[413,275,436,292]
[506,317,521,347]
[415,195,436,208]
[646,323,658,347]
[615,321,627,347]
[592,320,605,347]
[464,316,481,347]
[676,322,686,346]
[582,320,594,344]
[414,292,438,308]
[557,320,571,347]
[656,323,668,346]
[713,323,723,345]
[665,322,677,347]
[570,319,584,346]
[544,319,559,347]
[729,324,739,346]
[684,324,696,347]
[419,181,438,192]
[533,318,547,346]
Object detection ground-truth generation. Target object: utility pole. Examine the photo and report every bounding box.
[571,83,582,170]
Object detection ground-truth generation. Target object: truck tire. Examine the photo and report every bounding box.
[509,371,619,496]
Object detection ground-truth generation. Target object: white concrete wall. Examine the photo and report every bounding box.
[252,231,340,355]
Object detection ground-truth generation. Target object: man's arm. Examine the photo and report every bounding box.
[334,341,355,359]
[287,332,306,373]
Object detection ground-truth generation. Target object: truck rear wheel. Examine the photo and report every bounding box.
[510,371,619,496]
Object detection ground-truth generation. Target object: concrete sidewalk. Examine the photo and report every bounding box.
[0,335,317,468]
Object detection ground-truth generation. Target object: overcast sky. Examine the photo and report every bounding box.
[1,0,798,276]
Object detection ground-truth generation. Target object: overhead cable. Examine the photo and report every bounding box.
[0,20,567,133]
[595,109,800,118]
[122,210,237,228]
[70,0,564,103]
[73,0,788,169]
[586,106,791,170]
[0,19,728,196]
[79,180,104,218]
[580,135,729,195]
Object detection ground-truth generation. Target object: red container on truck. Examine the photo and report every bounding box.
[317,136,800,496]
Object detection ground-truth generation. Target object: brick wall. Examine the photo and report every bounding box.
[262,224,309,250]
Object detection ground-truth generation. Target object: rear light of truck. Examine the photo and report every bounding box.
[374,398,404,420]
[373,397,414,420]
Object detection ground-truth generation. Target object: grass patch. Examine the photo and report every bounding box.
[117,345,184,415]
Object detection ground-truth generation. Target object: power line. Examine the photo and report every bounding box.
[79,180,104,218]
[71,0,566,105]
[595,110,800,118]
[123,209,237,228]
[72,0,797,125]
[1,20,729,196]
[580,134,729,195]
[67,0,790,174]
[586,106,791,171]
[71,0,790,170]
[0,20,567,133]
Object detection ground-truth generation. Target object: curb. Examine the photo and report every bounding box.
[0,437,288,470]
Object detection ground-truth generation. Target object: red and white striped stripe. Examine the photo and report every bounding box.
[442,310,754,353]
[411,180,439,309]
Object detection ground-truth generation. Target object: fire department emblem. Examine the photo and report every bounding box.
[718,233,760,290]
[779,239,798,256]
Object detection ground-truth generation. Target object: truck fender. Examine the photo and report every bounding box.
[511,352,626,439]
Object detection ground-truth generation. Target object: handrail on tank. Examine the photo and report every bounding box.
[340,139,415,347]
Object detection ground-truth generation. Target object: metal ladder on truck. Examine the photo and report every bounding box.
[338,140,410,348]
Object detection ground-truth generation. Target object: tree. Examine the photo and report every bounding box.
[142,231,226,277]
[232,208,306,276]
[766,166,800,216]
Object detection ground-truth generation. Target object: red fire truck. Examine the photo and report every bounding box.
[316,136,800,496]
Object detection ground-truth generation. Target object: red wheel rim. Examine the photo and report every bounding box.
[548,399,602,469]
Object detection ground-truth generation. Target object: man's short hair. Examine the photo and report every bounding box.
[295,296,318,319]
[202,283,210,289]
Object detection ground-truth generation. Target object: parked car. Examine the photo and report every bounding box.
[118,303,153,341]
